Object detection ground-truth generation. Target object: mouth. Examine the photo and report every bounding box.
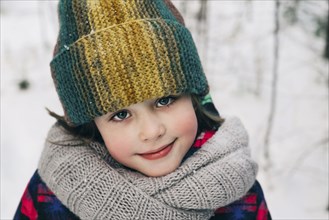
[139,139,176,160]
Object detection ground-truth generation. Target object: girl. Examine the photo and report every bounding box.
[14,0,271,219]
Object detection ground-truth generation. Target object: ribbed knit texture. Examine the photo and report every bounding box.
[51,0,208,125]
[38,117,258,220]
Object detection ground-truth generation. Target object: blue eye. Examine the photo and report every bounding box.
[156,96,176,107]
[111,110,130,121]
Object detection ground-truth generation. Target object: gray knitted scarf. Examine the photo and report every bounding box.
[38,117,257,220]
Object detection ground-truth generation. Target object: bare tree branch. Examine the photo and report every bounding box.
[263,0,280,171]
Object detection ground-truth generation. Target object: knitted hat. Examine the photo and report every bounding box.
[51,0,209,126]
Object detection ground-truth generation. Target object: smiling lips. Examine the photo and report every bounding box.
[139,140,176,160]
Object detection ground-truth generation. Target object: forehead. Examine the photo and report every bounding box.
[102,94,191,115]
[116,94,188,110]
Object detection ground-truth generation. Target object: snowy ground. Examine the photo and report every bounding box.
[1,1,328,219]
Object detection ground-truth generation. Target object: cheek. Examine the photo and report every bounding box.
[101,131,134,164]
[174,107,198,138]
[95,119,135,163]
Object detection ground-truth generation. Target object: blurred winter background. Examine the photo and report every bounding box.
[1,0,328,219]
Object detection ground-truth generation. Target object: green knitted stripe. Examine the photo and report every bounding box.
[58,0,79,49]
[161,20,188,94]
[155,0,181,23]
[136,1,152,19]
[52,49,89,124]
[72,0,91,37]
[144,21,171,94]
[94,29,128,114]
[144,0,162,19]
[170,22,208,95]
[70,45,98,124]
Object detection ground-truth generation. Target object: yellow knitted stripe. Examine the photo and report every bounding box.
[115,2,129,22]
[97,29,128,112]
[83,1,134,113]
[127,0,140,21]
[86,0,106,31]
[88,35,113,114]
[106,21,161,106]
[99,0,129,28]
[77,36,105,114]
[86,0,144,32]
[144,20,177,93]
[104,24,136,110]
[128,21,165,100]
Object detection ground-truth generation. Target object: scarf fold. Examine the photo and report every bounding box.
[38,117,257,220]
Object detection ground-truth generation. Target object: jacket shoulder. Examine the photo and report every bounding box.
[14,170,79,220]
[212,180,272,220]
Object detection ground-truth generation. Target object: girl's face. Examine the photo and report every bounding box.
[94,95,198,177]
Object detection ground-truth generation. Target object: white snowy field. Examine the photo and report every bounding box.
[1,1,328,219]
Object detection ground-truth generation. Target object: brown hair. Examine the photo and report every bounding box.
[191,95,224,136]
[47,94,224,144]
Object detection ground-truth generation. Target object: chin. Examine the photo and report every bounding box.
[142,163,179,177]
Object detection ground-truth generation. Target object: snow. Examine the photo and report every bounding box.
[1,1,328,219]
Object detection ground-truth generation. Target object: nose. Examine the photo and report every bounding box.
[138,112,166,142]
